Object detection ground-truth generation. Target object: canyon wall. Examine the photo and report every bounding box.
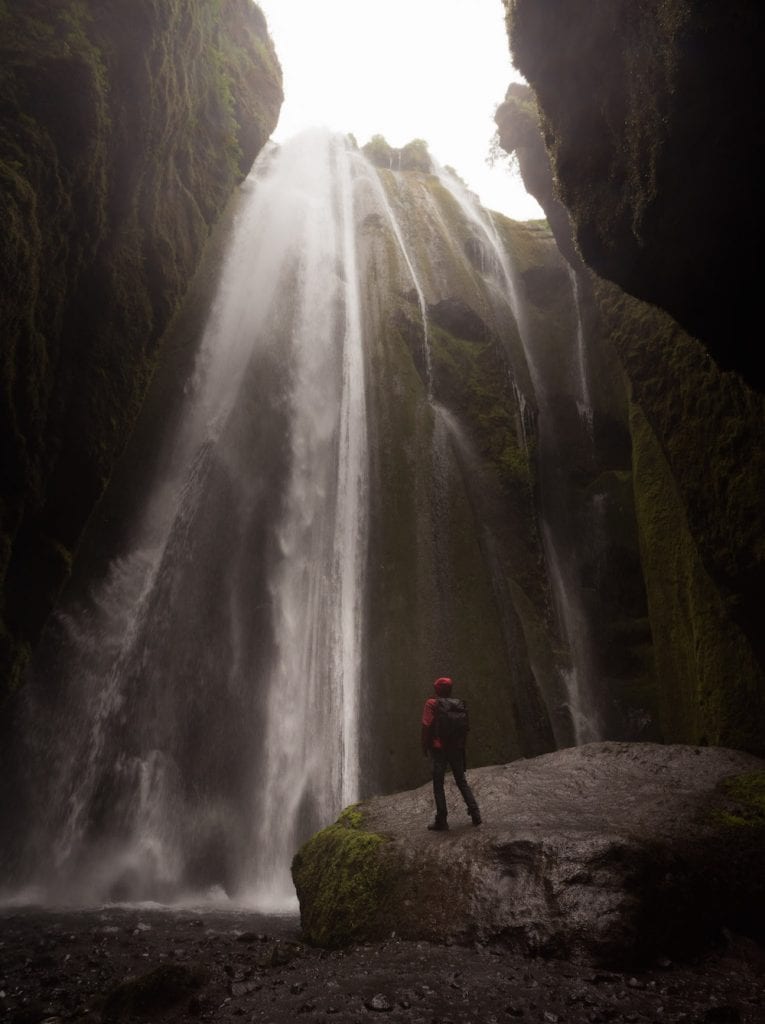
[503,0,762,390]
[496,76,764,754]
[0,0,282,699]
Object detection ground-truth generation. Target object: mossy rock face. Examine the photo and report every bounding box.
[355,165,566,788]
[361,134,433,173]
[714,771,765,832]
[630,400,765,754]
[291,807,394,948]
[0,0,282,699]
[588,277,764,754]
[494,57,764,754]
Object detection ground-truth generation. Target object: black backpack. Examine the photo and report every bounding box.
[435,697,469,745]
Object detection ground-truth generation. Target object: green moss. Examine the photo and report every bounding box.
[399,138,432,173]
[362,135,432,173]
[291,806,392,947]
[592,277,764,753]
[713,772,765,831]
[429,322,533,495]
[362,133,394,168]
[596,279,764,598]
[0,621,31,700]
[630,400,764,752]
[359,172,560,770]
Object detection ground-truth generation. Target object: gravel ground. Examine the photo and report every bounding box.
[0,908,762,1024]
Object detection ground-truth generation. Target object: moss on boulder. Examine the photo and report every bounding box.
[291,807,393,948]
[714,771,765,831]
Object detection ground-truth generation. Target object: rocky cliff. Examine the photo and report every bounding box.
[503,0,762,390]
[496,83,765,755]
[0,0,282,699]
[349,151,669,787]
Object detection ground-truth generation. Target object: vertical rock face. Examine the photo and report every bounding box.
[495,83,582,274]
[0,0,283,699]
[504,0,763,389]
[496,79,765,754]
[356,172,561,789]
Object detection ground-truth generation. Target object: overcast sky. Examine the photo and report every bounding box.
[256,0,543,220]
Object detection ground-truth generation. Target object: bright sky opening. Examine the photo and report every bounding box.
[256,0,544,221]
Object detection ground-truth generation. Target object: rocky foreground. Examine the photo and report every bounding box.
[1,743,762,1023]
[293,743,765,962]
[0,906,763,1024]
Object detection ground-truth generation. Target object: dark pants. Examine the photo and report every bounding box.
[431,748,479,822]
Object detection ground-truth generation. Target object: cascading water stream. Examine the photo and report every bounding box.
[567,265,594,432]
[246,134,369,908]
[434,165,602,746]
[7,129,369,907]
[359,167,432,396]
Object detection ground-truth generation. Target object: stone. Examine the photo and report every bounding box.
[101,963,207,1020]
[293,743,765,963]
[365,993,394,1011]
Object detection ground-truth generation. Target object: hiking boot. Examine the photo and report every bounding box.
[427,819,449,831]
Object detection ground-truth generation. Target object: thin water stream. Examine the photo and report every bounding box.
[434,165,603,745]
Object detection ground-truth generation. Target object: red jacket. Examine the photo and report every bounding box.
[422,696,465,753]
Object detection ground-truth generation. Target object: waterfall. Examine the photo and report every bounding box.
[567,265,594,432]
[246,133,369,908]
[8,129,369,907]
[434,165,602,746]
[1,128,631,912]
[359,166,432,395]
[511,379,531,454]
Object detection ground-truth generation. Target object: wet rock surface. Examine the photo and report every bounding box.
[295,744,765,958]
[0,907,763,1024]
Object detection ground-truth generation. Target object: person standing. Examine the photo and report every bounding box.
[421,676,482,831]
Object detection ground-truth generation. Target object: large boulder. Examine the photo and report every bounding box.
[293,743,765,963]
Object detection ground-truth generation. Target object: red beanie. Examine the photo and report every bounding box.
[433,676,453,694]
